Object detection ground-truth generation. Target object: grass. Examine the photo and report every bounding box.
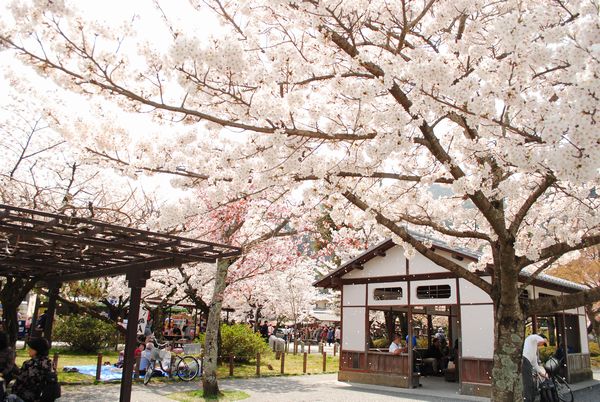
[16,347,121,384]
[220,350,339,378]
[169,390,250,401]
[15,347,339,384]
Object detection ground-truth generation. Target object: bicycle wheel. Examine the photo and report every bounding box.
[554,375,573,402]
[143,361,154,385]
[176,356,200,381]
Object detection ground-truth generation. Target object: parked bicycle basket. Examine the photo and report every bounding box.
[183,343,202,355]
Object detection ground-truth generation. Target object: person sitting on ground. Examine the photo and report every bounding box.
[9,337,55,402]
[522,333,548,402]
[388,333,405,355]
[0,331,16,382]
[423,337,443,374]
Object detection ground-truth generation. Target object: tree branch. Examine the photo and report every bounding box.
[341,189,492,294]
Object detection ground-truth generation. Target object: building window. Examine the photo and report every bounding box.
[416,285,451,299]
[373,287,403,301]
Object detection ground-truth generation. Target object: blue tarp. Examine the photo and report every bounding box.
[63,365,123,381]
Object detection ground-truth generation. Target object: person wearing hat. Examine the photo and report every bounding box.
[521,333,548,402]
[8,337,55,402]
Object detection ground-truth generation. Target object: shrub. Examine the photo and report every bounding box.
[372,337,389,348]
[220,323,268,362]
[53,315,115,353]
[589,341,599,357]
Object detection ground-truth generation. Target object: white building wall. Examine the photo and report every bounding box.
[367,282,408,306]
[461,304,494,359]
[343,246,407,278]
[408,252,449,275]
[579,315,589,354]
[410,278,457,305]
[343,284,366,306]
[458,278,492,304]
[342,307,366,351]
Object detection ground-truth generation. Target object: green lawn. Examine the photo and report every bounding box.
[15,348,339,384]
[16,347,121,384]
[218,350,339,378]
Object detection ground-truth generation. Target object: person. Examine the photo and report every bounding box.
[388,333,404,355]
[35,312,48,336]
[9,337,56,402]
[434,327,447,348]
[334,326,341,344]
[327,327,334,346]
[423,337,443,374]
[522,333,548,402]
[172,326,182,338]
[405,334,417,349]
[260,321,269,339]
[0,331,16,382]
[139,343,154,376]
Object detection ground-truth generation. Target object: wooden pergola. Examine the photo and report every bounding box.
[0,204,241,402]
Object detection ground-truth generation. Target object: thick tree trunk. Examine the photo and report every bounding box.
[491,246,526,402]
[202,258,233,398]
[0,278,37,345]
[2,302,20,346]
[491,302,526,401]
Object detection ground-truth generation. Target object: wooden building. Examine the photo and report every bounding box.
[314,238,592,397]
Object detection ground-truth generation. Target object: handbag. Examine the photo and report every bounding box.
[39,371,61,402]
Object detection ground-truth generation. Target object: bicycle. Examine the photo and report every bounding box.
[543,357,573,402]
[143,341,201,385]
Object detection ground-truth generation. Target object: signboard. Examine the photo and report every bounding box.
[137,305,149,335]
[17,320,26,339]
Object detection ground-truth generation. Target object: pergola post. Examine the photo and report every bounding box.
[120,271,149,402]
[44,282,61,347]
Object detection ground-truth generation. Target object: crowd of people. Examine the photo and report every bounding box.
[387,327,458,376]
[257,321,341,345]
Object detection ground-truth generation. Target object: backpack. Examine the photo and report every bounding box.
[39,371,61,402]
[539,378,559,402]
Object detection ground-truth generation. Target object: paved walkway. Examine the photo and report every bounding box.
[58,371,600,402]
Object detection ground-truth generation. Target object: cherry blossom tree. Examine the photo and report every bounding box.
[2,1,600,400]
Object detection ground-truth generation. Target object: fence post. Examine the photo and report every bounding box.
[52,352,59,371]
[96,353,103,381]
[308,343,311,354]
[294,340,298,355]
[318,342,323,353]
[300,341,305,354]
[334,343,338,356]
[303,352,307,374]
[134,355,140,379]
[229,354,234,376]
[256,352,261,376]
[280,350,285,374]
[322,351,326,372]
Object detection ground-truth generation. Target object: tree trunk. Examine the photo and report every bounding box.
[0,278,37,346]
[491,248,526,402]
[2,301,20,346]
[202,258,234,398]
[491,303,526,401]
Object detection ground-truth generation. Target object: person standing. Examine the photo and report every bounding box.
[327,327,334,346]
[334,326,341,344]
[522,333,548,402]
